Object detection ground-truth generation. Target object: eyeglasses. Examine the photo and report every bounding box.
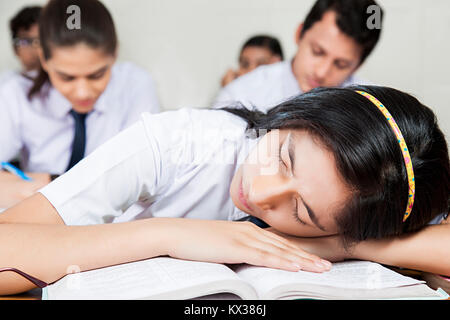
[0,268,48,289]
[13,37,40,48]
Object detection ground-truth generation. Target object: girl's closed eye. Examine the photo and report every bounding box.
[278,139,306,225]
[278,138,291,175]
[88,69,107,80]
[292,198,307,225]
[59,74,75,82]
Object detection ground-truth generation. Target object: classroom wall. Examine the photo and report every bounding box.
[0,0,448,137]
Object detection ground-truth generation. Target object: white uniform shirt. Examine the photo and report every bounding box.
[0,70,16,86]
[0,62,160,174]
[214,60,366,112]
[39,108,255,225]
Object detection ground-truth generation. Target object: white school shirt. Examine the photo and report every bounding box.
[214,60,366,112]
[0,62,160,174]
[39,108,255,225]
[0,70,16,86]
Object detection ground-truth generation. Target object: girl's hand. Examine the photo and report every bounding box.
[162,218,332,273]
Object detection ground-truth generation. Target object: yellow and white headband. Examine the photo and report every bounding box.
[355,90,415,222]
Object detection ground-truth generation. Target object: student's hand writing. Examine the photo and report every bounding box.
[163,219,332,273]
[0,172,50,208]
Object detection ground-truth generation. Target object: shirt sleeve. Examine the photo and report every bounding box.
[212,77,255,110]
[39,117,164,225]
[0,84,24,162]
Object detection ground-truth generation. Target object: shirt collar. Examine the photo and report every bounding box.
[44,83,72,119]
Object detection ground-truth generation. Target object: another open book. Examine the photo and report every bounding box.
[42,257,448,300]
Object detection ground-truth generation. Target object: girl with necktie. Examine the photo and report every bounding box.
[0,0,160,209]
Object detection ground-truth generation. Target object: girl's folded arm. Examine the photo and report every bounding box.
[0,208,329,295]
[347,223,450,277]
[0,217,169,295]
[270,223,450,277]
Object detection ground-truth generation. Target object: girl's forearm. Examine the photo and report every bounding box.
[0,216,331,295]
[348,224,450,276]
[0,218,169,295]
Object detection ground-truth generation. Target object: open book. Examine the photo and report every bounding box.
[42,257,448,300]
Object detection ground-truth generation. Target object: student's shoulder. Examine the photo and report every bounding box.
[215,61,289,107]
[0,72,33,94]
[0,70,16,86]
[139,108,248,164]
[140,108,247,138]
[224,61,287,92]
[0,72,35,106]
[343,74,372,87]
[110,61,155,86]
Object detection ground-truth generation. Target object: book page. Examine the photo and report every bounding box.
[46,257,243,299]
[233,260,424,299]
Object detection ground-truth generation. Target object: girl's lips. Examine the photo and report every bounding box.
[239,180,252,212]
[75,100,95,107]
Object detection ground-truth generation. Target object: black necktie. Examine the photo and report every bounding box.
[66,110,88,171]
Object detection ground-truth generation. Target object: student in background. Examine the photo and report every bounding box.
[221,35,284,87]
[0,6,42,84]
[0,0,160,209]
[215,0,382,111]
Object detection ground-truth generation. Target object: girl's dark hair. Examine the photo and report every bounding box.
[222,85,450,246]
[300,0,383,65]
[241,35,284,60]
[28,0,117,99]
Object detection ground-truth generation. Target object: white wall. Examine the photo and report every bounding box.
[0,0,448,137]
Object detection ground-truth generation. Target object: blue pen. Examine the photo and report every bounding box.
[1,161,32,181]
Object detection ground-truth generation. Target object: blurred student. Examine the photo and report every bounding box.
[0,0,160,209]
[215,0,382,111]
[221,35,283,87]
[0,6,42,84]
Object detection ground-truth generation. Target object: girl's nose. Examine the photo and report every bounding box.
[74,79,92,99]
[248,174,295,210]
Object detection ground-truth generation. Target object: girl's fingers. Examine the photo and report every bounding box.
[242,244,329,273]
[241,230,331,273]
[249,225,331,268]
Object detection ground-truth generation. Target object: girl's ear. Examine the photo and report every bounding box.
[294,23,304,45]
